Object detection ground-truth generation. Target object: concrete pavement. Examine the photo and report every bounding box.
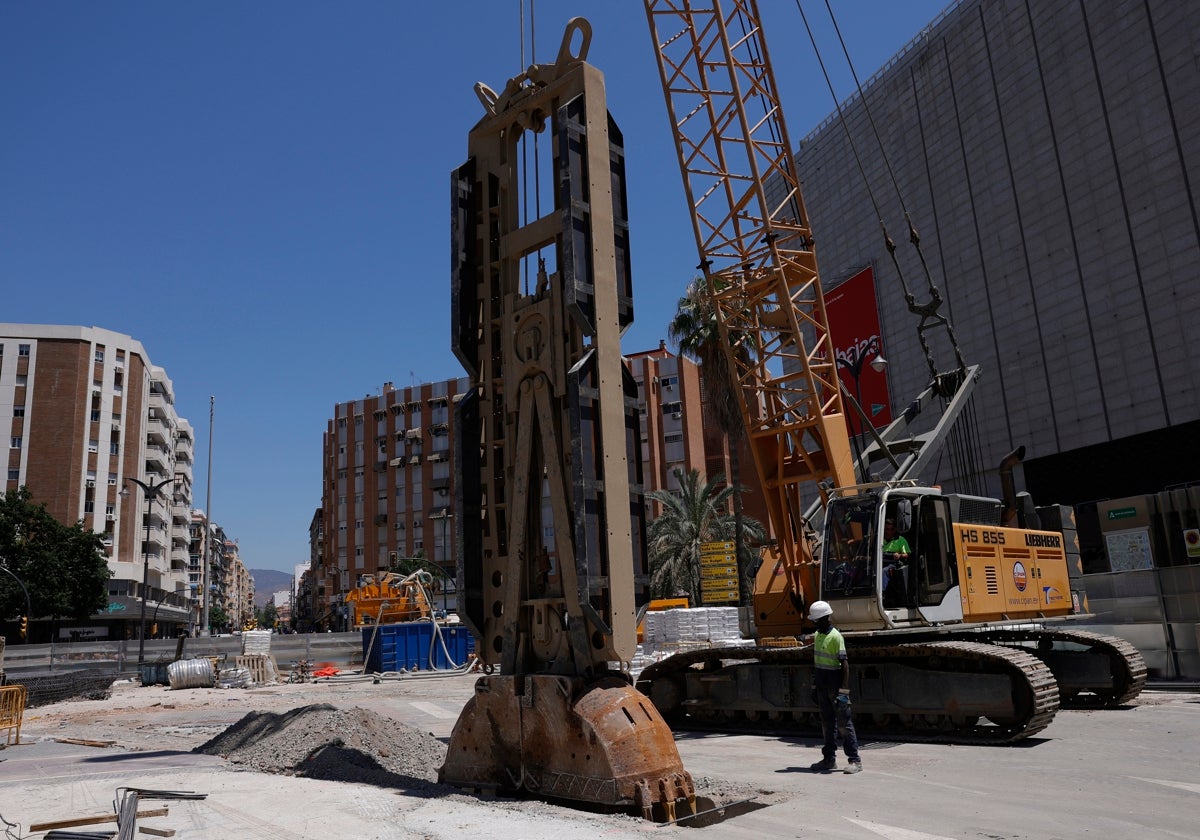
[2,682,1198,839]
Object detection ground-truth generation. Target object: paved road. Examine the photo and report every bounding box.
[2,681,1197,839]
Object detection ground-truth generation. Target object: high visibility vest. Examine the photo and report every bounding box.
[814,628,845,670]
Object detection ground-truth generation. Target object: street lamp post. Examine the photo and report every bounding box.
[835,337,885,439]
[123,476,177,667]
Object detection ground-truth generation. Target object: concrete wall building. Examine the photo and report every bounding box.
[790,0,1200,674]
[1,324,194,640]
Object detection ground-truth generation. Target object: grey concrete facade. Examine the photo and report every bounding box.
[795,0,1199,502]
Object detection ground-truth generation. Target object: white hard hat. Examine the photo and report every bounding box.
[808,600,833,620]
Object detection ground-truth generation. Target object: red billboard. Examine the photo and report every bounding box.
[825,266,892,433]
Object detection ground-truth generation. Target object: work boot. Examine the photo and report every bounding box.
[844,761,863,774]
[810,757,837,772]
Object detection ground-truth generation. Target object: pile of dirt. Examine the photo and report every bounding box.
[194,702,779,822]
[194,703,448,791]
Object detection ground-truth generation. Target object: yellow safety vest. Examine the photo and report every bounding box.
[814,628,845,670]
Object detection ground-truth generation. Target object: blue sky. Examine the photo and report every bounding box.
[2,1,950,572]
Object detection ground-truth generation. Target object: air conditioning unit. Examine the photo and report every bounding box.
[672,412,682,419]
[86,479,96,488]
[112,422,121,431]
[106,513,116,521]
[409,455,421,465]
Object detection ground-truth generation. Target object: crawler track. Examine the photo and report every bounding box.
[978,628,1148,707]
[637,640,1059,745]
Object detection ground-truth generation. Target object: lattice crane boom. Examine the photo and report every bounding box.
[646,0,856,601]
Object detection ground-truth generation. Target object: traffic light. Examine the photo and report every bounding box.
[19,615,28,639]
[150,622,158,637]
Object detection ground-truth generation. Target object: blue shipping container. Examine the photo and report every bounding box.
[362,623,475,673]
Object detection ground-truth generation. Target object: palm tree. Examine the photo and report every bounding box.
[667,278,756,604]
[646,468,765,604]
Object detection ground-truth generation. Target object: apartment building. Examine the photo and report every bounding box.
[221,537,254,631]
[0,324,194,640]
[626,341,769,530]
[310,379,465,629]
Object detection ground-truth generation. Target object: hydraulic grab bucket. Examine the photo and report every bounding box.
[440,675,695,820]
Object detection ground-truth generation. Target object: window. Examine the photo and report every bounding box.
[18,344,30,357]
[84,500,94,513]
[13,406,24,418]
[92,410,101,422]
[662,401,682,415]
[10,437,21,449]
[109,442,119,455]
[665,433,683,443]
[660,375,678,389]
[7,470,17,481]
[95,348,105,363]
[88,440,98,453]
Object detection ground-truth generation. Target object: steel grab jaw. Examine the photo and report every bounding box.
[439,673,696,822]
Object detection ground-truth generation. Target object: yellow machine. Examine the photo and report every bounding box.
[636,0,1144,743]
[344,572,433,629]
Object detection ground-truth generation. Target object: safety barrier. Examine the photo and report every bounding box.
[0,683,27,746]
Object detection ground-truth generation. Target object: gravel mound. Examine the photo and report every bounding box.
[194,703,449,791]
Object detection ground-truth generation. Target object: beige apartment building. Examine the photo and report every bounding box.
[1,324,195,641]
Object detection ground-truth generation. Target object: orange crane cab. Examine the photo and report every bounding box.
[820,486,1073,632]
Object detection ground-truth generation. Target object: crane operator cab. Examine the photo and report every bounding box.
[820,486,964,632]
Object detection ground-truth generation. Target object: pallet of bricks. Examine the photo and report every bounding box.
[631,607,748,674]
[233,630,279,686]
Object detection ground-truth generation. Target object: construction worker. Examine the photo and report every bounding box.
[808,600,862,774]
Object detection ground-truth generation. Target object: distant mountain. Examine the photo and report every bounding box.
[251,568,296,607]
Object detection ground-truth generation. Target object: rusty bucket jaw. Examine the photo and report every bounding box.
[439,673,696,822]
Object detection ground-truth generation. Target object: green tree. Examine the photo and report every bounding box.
[0,487,111,632]
[646,469,764,604]
[209,604,229,633]
[258,601,278,629]
[388,550,451,595]
[668,278,757,604]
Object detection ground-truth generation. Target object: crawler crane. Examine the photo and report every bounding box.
[636,0,1145,743]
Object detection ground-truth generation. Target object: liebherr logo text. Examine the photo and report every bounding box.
[1024,534,1062,547]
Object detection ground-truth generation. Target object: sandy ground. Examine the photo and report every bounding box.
[4,672,771,839]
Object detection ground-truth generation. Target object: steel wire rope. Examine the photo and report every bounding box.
[808,0,967,378]
[792,0,982,482]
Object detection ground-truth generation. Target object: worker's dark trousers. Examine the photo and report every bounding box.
[817,686,860,763]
